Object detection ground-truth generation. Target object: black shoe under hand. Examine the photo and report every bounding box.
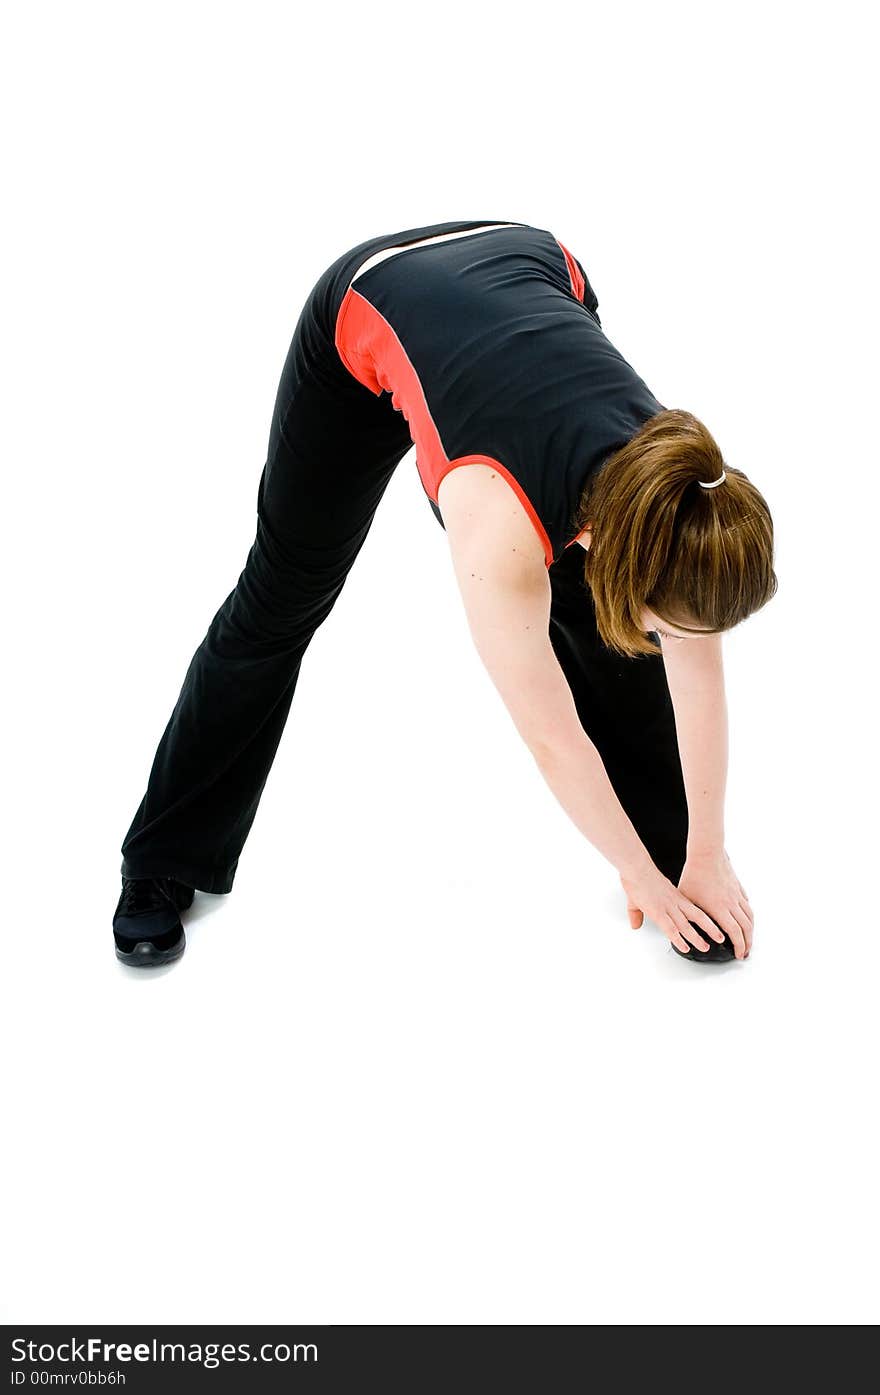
[113,876,195,968]
[672,918,738,963]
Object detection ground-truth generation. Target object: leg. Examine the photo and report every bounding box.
[547,545,689,884]
[120,275,412,893]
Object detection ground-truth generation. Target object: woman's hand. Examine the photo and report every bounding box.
[619,860,730,956]
[622,852,754,958]
[676,848,754,960]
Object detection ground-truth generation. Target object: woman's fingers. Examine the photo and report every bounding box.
[670,929,692,954]
[625,895,644,929]
[732,898,753,950]
[714,906,752,959]
[683,903,725,945]
[736,887,754,922]
[737,904,754,953]
[672,914,710,953]
[719,912,748,960]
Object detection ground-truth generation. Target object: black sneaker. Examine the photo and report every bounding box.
[113,876,195,967]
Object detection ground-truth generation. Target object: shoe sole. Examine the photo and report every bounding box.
[115,932,186,968]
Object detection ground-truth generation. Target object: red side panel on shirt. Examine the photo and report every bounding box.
[555,240,586,302]
[334,285,555,567]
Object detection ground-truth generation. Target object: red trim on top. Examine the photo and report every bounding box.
[334,287,555,568]
[435,456,554,569]
[563,524,591,551]
[555,239,585,302]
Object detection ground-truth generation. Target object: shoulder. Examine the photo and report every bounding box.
[437,462,549,573]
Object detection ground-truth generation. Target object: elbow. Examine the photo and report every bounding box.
[524,728,568,769]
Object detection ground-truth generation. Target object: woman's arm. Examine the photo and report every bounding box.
[658,633,727,855]
[435,463,730,954]
[444,502,654,878]
[436,463,727,954]
[659,634,755,957]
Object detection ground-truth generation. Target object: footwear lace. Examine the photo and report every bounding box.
[120,878,172,915]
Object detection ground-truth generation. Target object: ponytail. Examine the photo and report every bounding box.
[573,408,778,658]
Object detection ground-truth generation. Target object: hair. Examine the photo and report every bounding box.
[572,408,778,658]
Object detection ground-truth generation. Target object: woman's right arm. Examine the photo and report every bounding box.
[438,466,722,954]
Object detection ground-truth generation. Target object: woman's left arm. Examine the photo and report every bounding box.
[660,633,755,959]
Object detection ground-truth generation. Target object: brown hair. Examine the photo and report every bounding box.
[573,408,778,658]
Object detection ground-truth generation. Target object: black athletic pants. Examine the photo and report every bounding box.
[120,223,688,894]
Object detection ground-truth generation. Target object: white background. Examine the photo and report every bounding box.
[2,0,877,1325]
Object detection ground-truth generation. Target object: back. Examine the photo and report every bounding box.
[333,220,664,567]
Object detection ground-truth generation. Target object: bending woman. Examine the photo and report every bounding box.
[113,218,777,968]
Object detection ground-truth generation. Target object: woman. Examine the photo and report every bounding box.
[113,219,776,967]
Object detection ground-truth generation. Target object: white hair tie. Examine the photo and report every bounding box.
[698,470,726,489]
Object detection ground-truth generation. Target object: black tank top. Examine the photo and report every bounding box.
[334,221,665,567]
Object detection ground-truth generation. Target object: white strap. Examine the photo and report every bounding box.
[349,223,521,286]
